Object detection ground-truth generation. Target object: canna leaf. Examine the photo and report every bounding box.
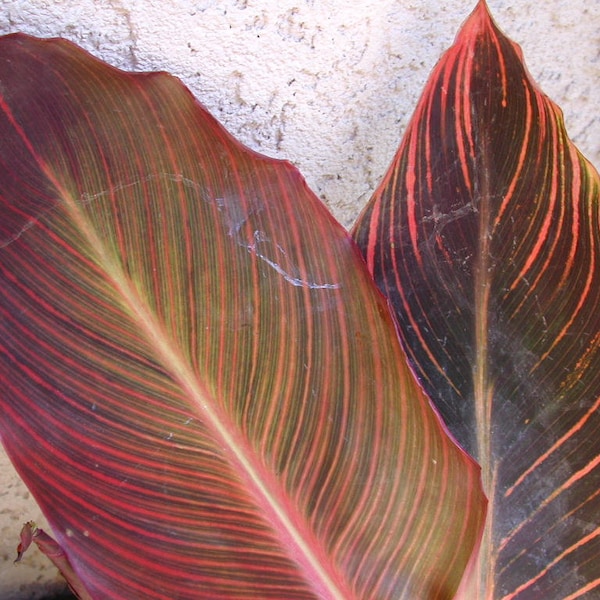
[0,34,485,599]
[352,1,600,598]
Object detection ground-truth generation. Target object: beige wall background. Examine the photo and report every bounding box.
[0,0,598,597]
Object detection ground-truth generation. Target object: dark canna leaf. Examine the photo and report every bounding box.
[0,34,485,599]
[352,1,600,598]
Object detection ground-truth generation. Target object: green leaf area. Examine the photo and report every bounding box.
[0,33,484,599]
[352,2,600,598]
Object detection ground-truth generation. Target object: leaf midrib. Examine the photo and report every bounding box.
[53,176,351,600]
[472,120,496,598]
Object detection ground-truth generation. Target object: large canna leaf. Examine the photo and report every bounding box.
[0,34,486,599]
[352,1,600,598]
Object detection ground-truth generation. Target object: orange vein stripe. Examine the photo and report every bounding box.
[562,579,600,600]
[500,528,600,600]
[504,396,600,498]
[499,453,600,558]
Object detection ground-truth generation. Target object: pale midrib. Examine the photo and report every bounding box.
[61,190,349,600]
[472,132,496,600]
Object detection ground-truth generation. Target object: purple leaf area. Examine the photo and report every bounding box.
[0,34,485,599]
[352,1,600,598]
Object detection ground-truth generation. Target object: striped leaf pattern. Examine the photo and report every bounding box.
[352,2,600,598]
[0,34,486,599]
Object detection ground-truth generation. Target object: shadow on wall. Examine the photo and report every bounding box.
[6,587,74,600]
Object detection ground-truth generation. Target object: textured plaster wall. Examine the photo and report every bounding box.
[0,1,598,597]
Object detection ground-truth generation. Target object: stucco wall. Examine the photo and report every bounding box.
[0,1,598,597]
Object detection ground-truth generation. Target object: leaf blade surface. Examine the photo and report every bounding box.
[352,2,600,598]
[0,34,485,599]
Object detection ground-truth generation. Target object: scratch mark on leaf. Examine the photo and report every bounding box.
[246,230,341,289]
[0,218,36,248]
